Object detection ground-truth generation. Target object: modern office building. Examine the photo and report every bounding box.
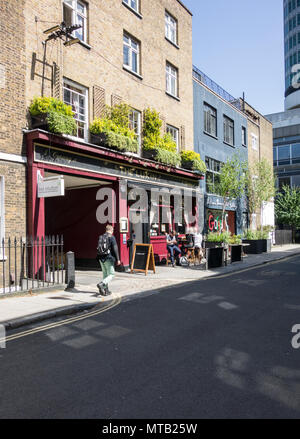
[265,0,300,189]
[284,0,300,110]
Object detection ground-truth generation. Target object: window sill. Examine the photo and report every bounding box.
[223,141,235,148]
[122,1,143,19]
[123,65,143,80]
[0,256,7,262]
[165,37,180,49]
[165,91,180,101]
[78,40,91,50]
[203,131,218,141]
[242,143,247,148]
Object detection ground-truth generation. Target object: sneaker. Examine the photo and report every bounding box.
[104,285,112,296]
[97,282,106,296]
[172,262,176,268]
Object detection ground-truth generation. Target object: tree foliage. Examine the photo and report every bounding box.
[275,185,300,230]
[246,158,276,219]
[215,154,248,233]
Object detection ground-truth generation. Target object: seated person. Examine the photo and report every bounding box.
[166,230,181,267]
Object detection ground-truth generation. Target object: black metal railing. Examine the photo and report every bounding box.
[0,236,64,295]
[275,230,293,246]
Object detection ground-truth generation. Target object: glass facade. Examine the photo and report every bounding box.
[284,0,300,93]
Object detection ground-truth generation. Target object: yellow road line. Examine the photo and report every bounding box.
[0,294,122,344]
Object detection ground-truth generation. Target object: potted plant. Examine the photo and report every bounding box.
[29,97,77,135]
[204,232,231,268]
[228,234,243,263]
[142,108,181,167]
[242,230,265,254]
[181,150,206,174]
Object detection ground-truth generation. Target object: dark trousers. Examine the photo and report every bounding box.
[167,245,181,264]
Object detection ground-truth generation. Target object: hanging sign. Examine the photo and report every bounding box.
[38,175,65,198]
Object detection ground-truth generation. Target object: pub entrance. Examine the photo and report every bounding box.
[44,171,112,269]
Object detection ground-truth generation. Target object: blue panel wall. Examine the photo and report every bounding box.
[193,80,248,235]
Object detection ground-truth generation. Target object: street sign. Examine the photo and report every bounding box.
[38,176,65,198]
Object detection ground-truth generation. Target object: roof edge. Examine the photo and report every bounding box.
[176,0,193,16]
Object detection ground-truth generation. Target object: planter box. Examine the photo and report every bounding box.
[230,244,243,263]
[30,114,49,130]
[181,160,194,171]
[90,132,108,146]
[204,241,224,249]
[262,239,272,253]
[242,239,264,254]
[142,149,157,161]
[206,246,224,269]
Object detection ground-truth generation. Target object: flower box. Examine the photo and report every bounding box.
[242,239,264,254]
[206,247,225,269]
[30,114,49,130]
[229,244,243,263]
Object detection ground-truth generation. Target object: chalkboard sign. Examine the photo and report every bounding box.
[131,244,156,275]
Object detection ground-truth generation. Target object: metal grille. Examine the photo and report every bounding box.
[193,65,242,110]
[0,236,64,296]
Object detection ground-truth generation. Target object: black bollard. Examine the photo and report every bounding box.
[65,251,75,290]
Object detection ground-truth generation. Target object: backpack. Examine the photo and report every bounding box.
[97,234,111,258]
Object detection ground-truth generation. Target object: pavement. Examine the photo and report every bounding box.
[1,243,300,330]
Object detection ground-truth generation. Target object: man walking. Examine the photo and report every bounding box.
[97,224,120,296]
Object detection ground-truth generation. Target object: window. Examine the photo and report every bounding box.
[278,144,291,165]
[251,133,258,151]
[166,63,178,97]
[166,124,179,150]
[123,0,139,13]
[129,109,141,152]
[292,143,300,163]
[165,11,177,45]
[63,0,87,42]
[205,157,222,195]
[204,103,217,137]
[63,79,88,140]
[123,33,140,75]
[242,126,247,146]
[278,176,291,190]
[223,116,234,146]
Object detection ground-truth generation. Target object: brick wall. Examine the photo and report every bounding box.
[25,0,194,148]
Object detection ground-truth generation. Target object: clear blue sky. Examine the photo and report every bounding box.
[183,0,284,115]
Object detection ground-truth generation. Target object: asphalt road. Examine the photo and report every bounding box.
[1,255,300,419]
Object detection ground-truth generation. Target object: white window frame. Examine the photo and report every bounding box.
[165,11,177,45]
[123,33,140,75]
[123,0,139,13]
[166,124,179,151]
[129,109,141,153]
[223,115,234,146]
[166,63,178,98]
[63,78,88,141]
[242,126,247,146]
[62,0,87,43]
[251,133,258,151]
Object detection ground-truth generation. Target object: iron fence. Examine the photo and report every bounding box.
[0,235,64,295]
[275,230,293,246]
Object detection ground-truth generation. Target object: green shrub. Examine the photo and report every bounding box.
[243,229,269,240]
[143,108,162,138]
[228,234,242,245]
[105,103,131,129]
[29,97,73,117]
[206,231,231,244]
[154,148,181,167]
[102,131,138,153]
[181,150,207,173]
[46,110,77,135]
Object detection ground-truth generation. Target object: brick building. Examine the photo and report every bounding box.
[1,0,201,270]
